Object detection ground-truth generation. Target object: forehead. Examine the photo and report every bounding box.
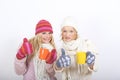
[37,31,52,35]
[62,26,76,32]
[41,31,52,33]
[62,26,75,30]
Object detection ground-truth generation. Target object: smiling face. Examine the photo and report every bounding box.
[61,26,77,42]
[38,31,52,44]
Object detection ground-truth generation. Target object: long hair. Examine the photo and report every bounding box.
[27,34,56,62]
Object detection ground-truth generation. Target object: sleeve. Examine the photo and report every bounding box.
[14,57,27,75]
[46,64,55,76]
[85,39,99,72]
[53,48,64,72]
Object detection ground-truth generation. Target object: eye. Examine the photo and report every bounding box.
[42,32,46,34]
[70,30,74,33]
[63,30,67,33]
[48,32,52,34]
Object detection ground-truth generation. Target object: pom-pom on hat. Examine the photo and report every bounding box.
[35,20,53,35]
[61,16,78,32]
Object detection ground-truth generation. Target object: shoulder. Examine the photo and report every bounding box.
[84,39,93,45]
[78,37,92,45]
[84,39,99,55]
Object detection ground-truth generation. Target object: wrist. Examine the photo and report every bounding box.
[16,53,25,60]
[55,62,62,70]
[88,63,94,70]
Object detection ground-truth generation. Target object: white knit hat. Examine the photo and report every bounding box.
[61,16,78,32]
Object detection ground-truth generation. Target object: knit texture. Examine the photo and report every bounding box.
[56,48,71,68]
[86,51,95,65]
[16,38,33,59]
[35,20,53,35]
[61,16,78,32]
[34,43,55,80]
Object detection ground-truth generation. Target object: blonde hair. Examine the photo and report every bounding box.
[27,34,56,62]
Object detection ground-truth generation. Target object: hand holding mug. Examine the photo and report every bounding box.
[39,48,57,64]
[86,51,95,65]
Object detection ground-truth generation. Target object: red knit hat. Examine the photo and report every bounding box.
[35,20,53,35]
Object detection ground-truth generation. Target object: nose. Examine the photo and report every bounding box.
[46,33,51,38]
[66,32,70,37]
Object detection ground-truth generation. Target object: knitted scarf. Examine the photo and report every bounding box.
[62,37,89,79]
[33,43,53,80]
[62,37,85,55]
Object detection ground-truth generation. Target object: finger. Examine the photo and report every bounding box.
[63,62,67,67]
[23,42,32,54]
[61,57,66,62]
[46,53,52,63]
[86,51,91,57]
[18,49,26,57]
[57,59,63,67]
[51,49,57,60]
[21,45,27,54]
[51,49,56,54]
[65,56,71,61]
[23,38,28,43]
[61,48,65,56]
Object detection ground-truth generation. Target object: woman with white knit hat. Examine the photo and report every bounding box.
[54,16,98,80]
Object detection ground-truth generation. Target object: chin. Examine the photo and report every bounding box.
[64,39,72,42]
[44,42,49,44]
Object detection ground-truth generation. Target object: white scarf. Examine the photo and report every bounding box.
[62,37,85,55]
[62,37,89,78]
[34,43,53,80]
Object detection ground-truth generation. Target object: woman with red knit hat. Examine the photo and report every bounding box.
[14,19,57,80]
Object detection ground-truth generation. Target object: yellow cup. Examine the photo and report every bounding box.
[76,51,86,64]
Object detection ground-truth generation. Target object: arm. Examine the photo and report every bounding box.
[46,64,55,77]
[14,38,33,75]
[45,49,57,76]
[14,57,27,75]
[85,39,99,71]
[53,48,64,72]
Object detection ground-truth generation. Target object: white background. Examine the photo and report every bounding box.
[0,0,120,80]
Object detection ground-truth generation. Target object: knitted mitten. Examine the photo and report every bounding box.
[56,48,71,68]
[86,51,95,65]
[46,49,57,64]
[16,38,33,59]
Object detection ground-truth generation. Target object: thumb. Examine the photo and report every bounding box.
[51,49,57,60]
[61,48,65,56]
[86,51,91,57]
[51,49,56,54]
[23,38,28,43]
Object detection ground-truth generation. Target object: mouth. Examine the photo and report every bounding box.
[42,38,51,43]
[64,37,72,41]
[65,37,71,40]
[44,39,50,41]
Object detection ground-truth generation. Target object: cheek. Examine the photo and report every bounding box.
[62,33,66,38]
[71,33,77,39]
[49,34,52,37]
[40,35,44,39]
[41,37,45,41]
[40,35,46,40]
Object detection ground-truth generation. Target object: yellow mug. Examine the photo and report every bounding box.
[76,51,86,64]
